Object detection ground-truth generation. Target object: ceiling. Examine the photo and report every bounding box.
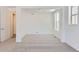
[22,8,56,13]
[20,6,64,9]
[7,6,16,8]
[21,6,64,13]
[7,6,16,11]
[7,6,63,13]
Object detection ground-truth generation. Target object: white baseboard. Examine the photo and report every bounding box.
[66,42,79,51]
[60,39,66,43]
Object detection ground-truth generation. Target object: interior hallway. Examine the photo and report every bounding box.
[0,35,77,52]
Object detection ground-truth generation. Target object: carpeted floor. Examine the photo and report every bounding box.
[0,35,77,52]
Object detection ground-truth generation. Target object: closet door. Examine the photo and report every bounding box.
[0,7,5,41]
[0,7,10,42]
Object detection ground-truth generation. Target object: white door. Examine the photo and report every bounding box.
[0,7,6,41]
[0,7,11,42]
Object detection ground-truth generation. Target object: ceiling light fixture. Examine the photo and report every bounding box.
[49,9,56,12]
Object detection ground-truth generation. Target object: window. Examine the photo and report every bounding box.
[54,11,59,31]
[69,6,78,24]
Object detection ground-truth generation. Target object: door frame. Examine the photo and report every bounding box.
[9,11,16,38]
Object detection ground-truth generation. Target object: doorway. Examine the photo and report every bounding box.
[13,13,16,38]
[10,11,16,38]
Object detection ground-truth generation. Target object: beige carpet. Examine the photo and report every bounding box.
[0,35,77,52]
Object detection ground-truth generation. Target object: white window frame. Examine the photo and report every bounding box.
[69,6,78,25]
[54,11,60,31]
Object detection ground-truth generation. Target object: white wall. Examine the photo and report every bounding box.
[51,8,64,42]
[63,7,79,51]
[22,9,53,34]
[16,7,53,42]
[51,7,79,51]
